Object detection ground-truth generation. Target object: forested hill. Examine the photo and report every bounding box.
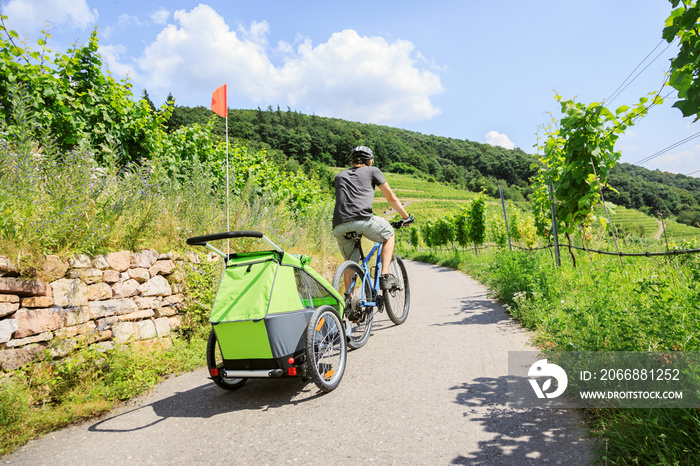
[166,105,535,201]
[165,104,700,226]
[606,163,700,225]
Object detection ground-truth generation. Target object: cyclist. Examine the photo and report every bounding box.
[332,146,412,290]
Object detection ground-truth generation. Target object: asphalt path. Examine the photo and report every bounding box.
[4,260,595,465]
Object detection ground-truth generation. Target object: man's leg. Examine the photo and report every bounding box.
[380,234,395,275]
[344,269,354,290]
[334,223,361,291]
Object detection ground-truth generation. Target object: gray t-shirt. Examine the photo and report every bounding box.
[333,166,386,227]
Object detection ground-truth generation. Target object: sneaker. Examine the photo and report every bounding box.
[379,273,399,291]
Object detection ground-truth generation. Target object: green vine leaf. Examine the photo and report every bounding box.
[532,91,659,244]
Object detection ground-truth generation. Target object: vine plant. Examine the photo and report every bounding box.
[454,194,487,253]
[663,0,700,120]
[533,93,661,266]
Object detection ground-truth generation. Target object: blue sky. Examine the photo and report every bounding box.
[2,0,699,177]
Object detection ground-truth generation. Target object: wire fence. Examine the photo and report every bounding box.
[403,240,700,260]
[399,225,699,261]
[513,242,700,257]
[395,180,699,261]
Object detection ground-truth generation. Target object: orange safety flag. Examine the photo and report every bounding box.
[211,84,227,117]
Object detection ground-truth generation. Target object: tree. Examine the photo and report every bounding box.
[0,18,170,164]
[142,89,156,112]
[663,0,700,119]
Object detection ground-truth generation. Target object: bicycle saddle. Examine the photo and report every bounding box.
[344,231,362,241]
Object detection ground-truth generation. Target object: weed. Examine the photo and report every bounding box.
[406,247,700,463]
[0,336,207,455]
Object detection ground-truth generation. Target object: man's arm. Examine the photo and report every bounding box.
[378,182,409,219]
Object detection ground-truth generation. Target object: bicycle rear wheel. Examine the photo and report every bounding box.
[384,256,410,325]
[332,260,373,349]
[305,305,347,392]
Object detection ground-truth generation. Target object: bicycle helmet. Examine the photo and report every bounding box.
[350,146,374,165]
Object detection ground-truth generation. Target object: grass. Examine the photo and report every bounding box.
[0,204,345,456]
[664,219,700,243]
[0,141,343,273]
[0,142,206,261]
[2,145,698,460]
[378,172,699,247]
[0,333,208,455]
[593,205,661,239]
[404,245,700,464]
[0,142,345,456]
[374,198,466,219]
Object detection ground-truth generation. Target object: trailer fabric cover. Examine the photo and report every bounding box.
[210,252,279,323]
[267,264,305,315]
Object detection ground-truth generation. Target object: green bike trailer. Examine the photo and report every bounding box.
[186,231,347,392]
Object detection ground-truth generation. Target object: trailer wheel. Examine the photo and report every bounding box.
[304,306,347,392]
[207,328,247,390]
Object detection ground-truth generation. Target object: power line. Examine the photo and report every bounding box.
[605,39,674,106]
[625,85,672,128]
[602,40,675,137]
[633,131,700,166]
[605,39,663,104]
[603,38,700,176]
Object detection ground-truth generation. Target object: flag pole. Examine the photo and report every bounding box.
[211,84,229,255]
[225,111,230,255]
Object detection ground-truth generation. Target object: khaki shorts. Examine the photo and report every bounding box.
[333,216,394,263]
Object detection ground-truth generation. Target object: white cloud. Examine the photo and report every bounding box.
[110,4,442,125]
[237,20,270,47]
[102,25,115,40]
[118,14,143,27]
[150,8,170,26]
[278,29,443,123]
[100,44,138,79]
[485,130,515,150]
[134,5,273,99]
[1,0,97,33]
[647,144,700,176]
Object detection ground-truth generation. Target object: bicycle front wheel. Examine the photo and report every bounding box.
[384,256,410,325]
[332,260,373,349]
[305,305,347,392]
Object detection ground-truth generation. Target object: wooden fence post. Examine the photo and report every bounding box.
[499,186,512,251]
[549,185,561,267]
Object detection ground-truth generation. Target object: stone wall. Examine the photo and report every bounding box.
[0,249,209,372]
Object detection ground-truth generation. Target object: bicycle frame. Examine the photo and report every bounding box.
[354,240,383,308]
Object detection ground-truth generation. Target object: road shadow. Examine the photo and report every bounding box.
[368,313,399,331]
[88,376,324,433]
[416,262,464,274]
[436,294,512,327]
[411,261,513,327]
[450,376,597,465]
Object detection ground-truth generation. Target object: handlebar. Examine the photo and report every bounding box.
[390,215,415,229]
[186,230,284,257]
[186,230,263,246]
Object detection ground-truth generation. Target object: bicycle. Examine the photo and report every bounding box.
[332,216,414,349]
